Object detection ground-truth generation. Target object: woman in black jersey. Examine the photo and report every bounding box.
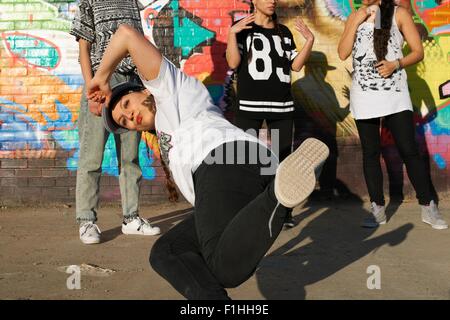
[226,0,315,227]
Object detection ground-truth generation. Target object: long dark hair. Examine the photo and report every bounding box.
[142,95,179,202]
[373,0,395,61]
[247,2,286,63]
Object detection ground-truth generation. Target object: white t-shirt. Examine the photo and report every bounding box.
[139,57,263,205]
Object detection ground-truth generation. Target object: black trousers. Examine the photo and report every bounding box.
[149,141,289,299]
[234,116,293,162]
[355,110,432,206]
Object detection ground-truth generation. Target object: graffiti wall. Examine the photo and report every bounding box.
[0,0,449,204]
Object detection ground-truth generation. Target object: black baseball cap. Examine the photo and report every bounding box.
[102,82,145,134]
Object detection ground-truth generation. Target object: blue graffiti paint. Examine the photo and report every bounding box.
[62,131,157,179]
[433,153,447,169]
[0,97,157,180]
[42,101,75,130]
[206,85,224,104]
[428,104,450,136]
[55,74,85,90]
[414,0,440,13]
[0,97,26,112]
[326,0,352,20]
[139,141,157,180]
[0,99,45,150]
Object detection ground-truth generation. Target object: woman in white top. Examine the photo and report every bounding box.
[87,24,329,299]
[338,0,447,229]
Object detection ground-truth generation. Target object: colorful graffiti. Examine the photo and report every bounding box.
[0,0,449,194]
[0,0,252,180]
[0,0,158,178]
[414,0,450,36]
[141,0,250,105]
[0,0,81,166]
[282,0,450,172]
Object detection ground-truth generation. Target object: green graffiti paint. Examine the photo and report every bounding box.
[0,0,71,32]
[170,0,214,57]
[5,34,60,69]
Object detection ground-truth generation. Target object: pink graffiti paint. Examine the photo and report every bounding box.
[443,84,450,96]
[143,7,160,29]
[439,80,450,99]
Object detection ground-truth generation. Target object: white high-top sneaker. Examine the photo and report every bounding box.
[421,200,448,230]
[361,202,387,228]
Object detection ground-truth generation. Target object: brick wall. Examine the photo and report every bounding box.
[0,0,449,206]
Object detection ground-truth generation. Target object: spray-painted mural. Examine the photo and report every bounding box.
[0,0,449,196]
[272,0,449,199]
[0,0,158,179]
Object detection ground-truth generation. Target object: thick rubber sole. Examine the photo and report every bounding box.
[80,237,101,245]
[422,219,448,230]
[274,138,329,208]
[121,226,161,236]
[361,218,387,228]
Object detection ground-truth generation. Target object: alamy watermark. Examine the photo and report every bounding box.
[170,125,280,175]
[366,265,381,290]
[66,265,81,290]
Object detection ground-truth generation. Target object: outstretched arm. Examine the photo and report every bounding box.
[88,24,162,104]
[291,18,314,72]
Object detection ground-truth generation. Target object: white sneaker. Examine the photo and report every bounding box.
[362,202,387,228]
[421,200,448,230]
[274,138,329,208]
[122,217,161,236]
[79,222,101,244]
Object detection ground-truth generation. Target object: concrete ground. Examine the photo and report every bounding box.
[0,198,449,300]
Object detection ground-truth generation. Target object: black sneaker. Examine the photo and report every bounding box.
[283,216,296,228]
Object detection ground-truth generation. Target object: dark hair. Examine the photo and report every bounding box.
[373,0,395,61]
[161,157,179,202]
[142,95,179,202]
[144,141,179,202]
[247,2,286,64]
[142,94,156,113]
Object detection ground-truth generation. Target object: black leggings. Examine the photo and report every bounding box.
[149,141,289,299]
[355,110,432,206]
[234,116,293,161]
